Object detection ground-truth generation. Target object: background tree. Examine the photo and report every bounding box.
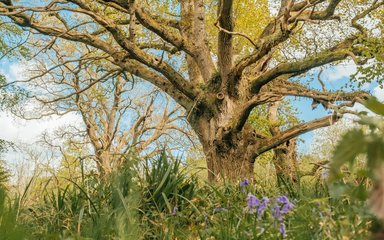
[248,100,300,183]
[0,0,381,181]
[19,43,195,176]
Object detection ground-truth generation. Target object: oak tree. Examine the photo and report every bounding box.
[0,0,382,181]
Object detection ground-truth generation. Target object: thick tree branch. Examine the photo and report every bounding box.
[249,37,356,93]
[265,79,370,103]
[179,0,216,83]
[64,0,199,100]
[0,1,200,107]
[217,0,234,89]
[232,93,283,133]
[254,114,340,157]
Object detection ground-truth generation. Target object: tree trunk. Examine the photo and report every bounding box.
[204,141,255,182]
[190,98,302,182]
[95,151,112,177]
[273,138,299,185]
[190,98,259,182]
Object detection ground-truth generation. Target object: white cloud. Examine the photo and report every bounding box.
[0,60,38,83]
[322,62,357,82]
[373,85,384,102]
[0,113,82,144]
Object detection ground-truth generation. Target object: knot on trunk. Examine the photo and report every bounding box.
[216,92,225,100]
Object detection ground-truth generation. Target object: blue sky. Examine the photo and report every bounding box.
[292,63,384,153]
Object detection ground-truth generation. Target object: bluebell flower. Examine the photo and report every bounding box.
[257,197,269,219]
[240,179,250,187]
[275,195,295,214]
[276,195,289,204]
[247,193,260,210]
[240,179,250,192]
[279,222,287,238]
[281,201,294,213]
[272,205,283,221]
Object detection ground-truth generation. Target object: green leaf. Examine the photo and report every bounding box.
[331,129,366,175]
[366,137,384,173]
[363,97,384,116]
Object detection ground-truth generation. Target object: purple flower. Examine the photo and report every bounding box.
[281,202,294,214]
[240,179,250,187]
[247,193,260,209]
[279,223,287,238]
[276,195,289,205]
[240,179,250,192]
[272,205,283,221]
[275,195,295,214]
[257,197,269,219]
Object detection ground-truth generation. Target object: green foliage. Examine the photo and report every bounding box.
[0,164,26,239]
[0,189,26,240]
[140,151,199,238]
[291,196,372,240]
[0,74,26,112]
[332,128,366,176]
[352,37,384,86]
[331,97,384,182]
[0,161,10,190]
[205,0,271,56]
[0,19,30,59]
[0,150,375,239]
[248,101,300,136]
[21,154,142,240]
[329,97,384,233]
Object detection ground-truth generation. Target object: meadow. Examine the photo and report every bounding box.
[0,150,376,239]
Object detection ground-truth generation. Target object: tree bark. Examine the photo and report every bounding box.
[273,139,299,184]
[95,150,112,177]
[268,101,299,184]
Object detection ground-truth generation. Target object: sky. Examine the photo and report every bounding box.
[287,62,384,152]
[0,60,82,144]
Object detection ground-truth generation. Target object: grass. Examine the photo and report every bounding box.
[0,151,376,239]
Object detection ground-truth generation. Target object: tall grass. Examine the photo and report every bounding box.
[0,151,375,239]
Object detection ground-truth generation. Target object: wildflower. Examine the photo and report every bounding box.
[272,205,283,221]
[247,193,260,209]
[257,197,269,219]
[272,195,294,238]
[281,201,294,214]
[279,222,287,238]
[240,179,250,192]
[276,195,289,205]
[240,178,250,187]
[275,195,295,214]
[245,193,260,214]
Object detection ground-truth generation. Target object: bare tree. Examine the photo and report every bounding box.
[0,0,381,181]
[16,44,194,176]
